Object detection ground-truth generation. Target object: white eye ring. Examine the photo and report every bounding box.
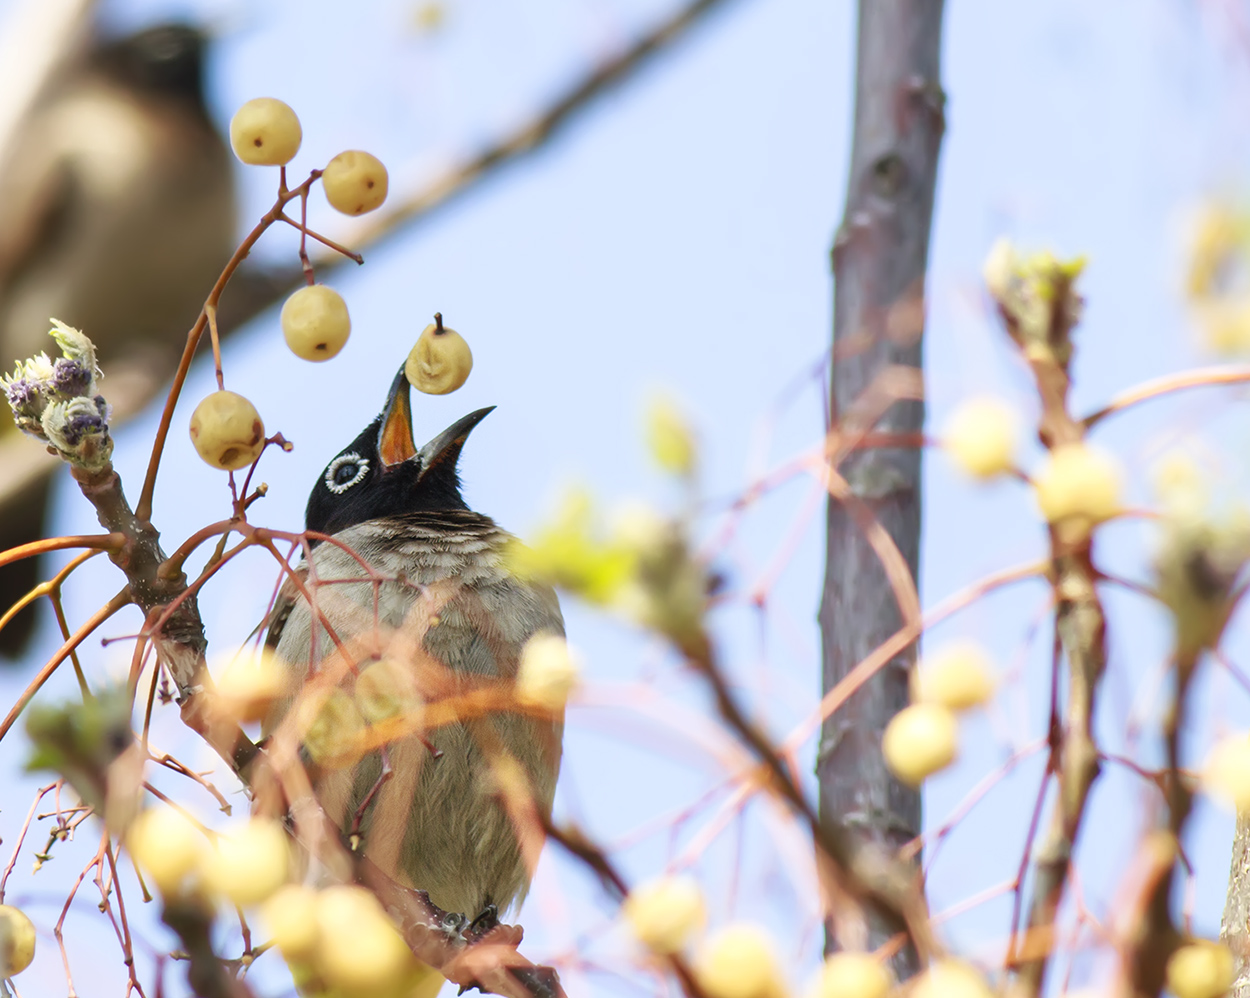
[325,452,370,494]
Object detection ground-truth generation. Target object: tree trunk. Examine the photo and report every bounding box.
[1222,815,1250,997]
[817,0,945,980]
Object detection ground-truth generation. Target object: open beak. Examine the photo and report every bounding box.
[415,406,494,481]
[378,368,417,467]
[377,366,494,475]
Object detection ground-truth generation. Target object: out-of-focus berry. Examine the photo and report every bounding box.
[911,960,995,998]
[516,633,579,712]
[944,397,1019,479]
[694,924,786,998]
[1166,940,1235,998]
[912,642,996,712]
[260,885,320,959]
[809,953,891,998]
[0,905,36,977]
[883,704,958,786]
[201,818,290,907]
[303,690,367,768]
[215,649,289,723]
[127,806,205,895]
[315,886,414,994]
[1203,733,1250,812]
[354,658,423,726]
[622,875,706,955]
[1033,442,1122,536]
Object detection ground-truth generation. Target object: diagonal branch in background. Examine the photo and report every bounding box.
[0,0,746,512]
[818,0,945,979]
[220,0,745,328]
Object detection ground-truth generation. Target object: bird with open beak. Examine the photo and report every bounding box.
[262,367,564,923]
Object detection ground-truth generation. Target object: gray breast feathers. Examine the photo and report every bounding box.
[262,513,565,917]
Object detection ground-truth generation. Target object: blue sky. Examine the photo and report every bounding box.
[1,0,1249,994]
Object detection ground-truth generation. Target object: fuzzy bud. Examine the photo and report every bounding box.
[42,395,112,469]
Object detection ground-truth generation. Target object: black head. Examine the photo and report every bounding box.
[304,366,494,539]
[91,23,209,105]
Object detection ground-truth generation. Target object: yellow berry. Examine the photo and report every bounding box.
[1204,733,1250,811]
[405,316,472,395]
[944,397,1019,479]
[516,633,579,712]
[127,806,205,895]
[912,642,996,712]
[694,924,786,998]
[230,98,302,166]
[354,658,423,726]
[0,905,35,977]
[189,391,265,471]
[281,285,351,362]
[302,690,366,768]
[322,150,388,215]
[201,818,290,907]
[1167,940,1235,998]
[314,886,412,994]
[1033,442,1122,533]
[622,875,706,955]
[912,960,994,998]
[260,884,320,959]
[215,649,289,723]
[883,704,958,786]
[810,953,891,998]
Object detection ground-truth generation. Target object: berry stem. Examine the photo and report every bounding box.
[137,172,328,523]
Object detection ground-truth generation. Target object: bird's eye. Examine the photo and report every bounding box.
[325,452,369,494]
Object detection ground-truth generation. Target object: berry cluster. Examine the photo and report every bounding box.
[189,98,472,474]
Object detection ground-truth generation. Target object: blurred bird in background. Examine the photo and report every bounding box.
[0,19,236,656]
[263,369,564,922]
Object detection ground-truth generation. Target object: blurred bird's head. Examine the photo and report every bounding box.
[91,23,209,105]
[304,367,493,539]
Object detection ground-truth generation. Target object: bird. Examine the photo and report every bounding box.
[262,367,565,923]
[0,21,236,656]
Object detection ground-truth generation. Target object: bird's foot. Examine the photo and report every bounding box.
[439,910,470,941]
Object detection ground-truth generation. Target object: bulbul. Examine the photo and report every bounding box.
[263,369,565,921]
[0,22,235,655]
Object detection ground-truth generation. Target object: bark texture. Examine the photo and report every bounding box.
[1223,814,1250,998]
[818,0,945,978]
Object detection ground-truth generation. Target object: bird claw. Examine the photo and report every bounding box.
[466,903,498,939]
